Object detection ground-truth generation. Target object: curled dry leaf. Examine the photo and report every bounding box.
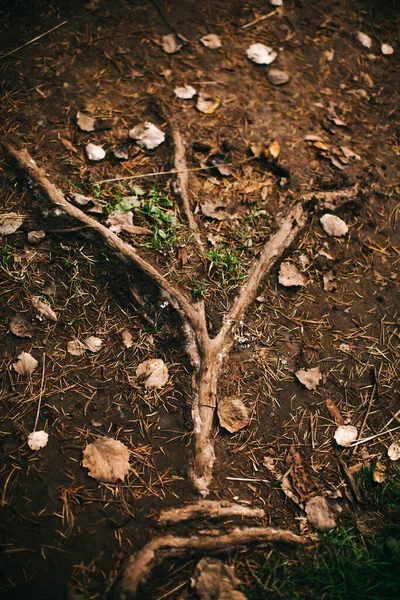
[287,446,314,501]
[161,33,182,54]
[387,441,400,461]
[13,351,38,376]
[372,461,387,484]
[121,329,133,348]
[341,146,361,161]
[136,358,169,390]
[269,140,280,158]
[246,43,277,65]
[305,496,340,532]
[67,339,86,356]
[31,297,57,321]
[174,85,197,99]
[10,314,33,338]
[129,122,165,149]
[381,43,394,55]
[325,399,344,425]
[107,209,151,236]
[334,425,358,447]
[200,34,222,49]
[28,430,49,451]
[192,557,246,600]
[201,199,230,221]
[196,93,220,115]
[27,230,46,244]
[82,436,130,482]
[83,336,103,353]
[320,214,348,237]
[217,396,250,433]
[86,143,106,161]
[295,367,322,390]
[355,31,372,49]
[0,212,24,236]
[278,262,305,287]
[60,138,78,154]
[77,111,96,132]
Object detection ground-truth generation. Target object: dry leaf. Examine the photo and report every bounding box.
[60,138,78,153]
[77,111,96,132]
[268,69,290,86]
[324,49,335,61]
[325,399,344,425]
[278,262,305,287]
[287,446,314,501]
[263,456,277,474]
[246,43,277,65]
[113,146,129,160]
[270,0,283,6]
[305,496,340,532]
[295,367,322,390]
[82,436,130,482]
[334,425,358,447]
[200,34,222,49]
[355,31,372,49]
[161,33,182,54]
[31,297,58,321]
[192,557,246,600]
[43,280,56,295]
[27,430,48,451]
[10,314,33,338]
[280,473,300,505]
[13,351,38,376]
[129,122,165,149]
[121,329,133,348]
[196,93,220,114]
[323,271,336,291]
[314,140,330,151]
[381,43,394,55]
[320,214,348,237]
[174,85,197,99]
[106,210,151,236]
[269,140,280,158]
[83,336,103,353]
[200,199,230,220]
[372,461,387,483]
[387,442,400,461]
[67,339,86,356]
[28,230,46,244]
[0,212,24,236]
[217,396,250,433]
[86,143,106,161]
[136,358,169,389]
[341,146,361,161]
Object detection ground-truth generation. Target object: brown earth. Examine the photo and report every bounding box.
[0,0,399,599]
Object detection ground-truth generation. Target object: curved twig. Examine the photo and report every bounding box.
[117,526,312,599]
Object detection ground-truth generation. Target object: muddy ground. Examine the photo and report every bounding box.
[0,0,399,599]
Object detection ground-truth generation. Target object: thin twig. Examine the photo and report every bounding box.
[33,353,46,432]
[0,21,68,60]
[242,9,279,29]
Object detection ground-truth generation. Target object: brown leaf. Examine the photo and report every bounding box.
[325,399,344,425]
[10,314,34,338]
[305,496,341,531]
[31,297,58,321]
[178,247,188,266]
[0,212,24,236]
[82,437,130,482]
[217,396,250,433]
[200,200,230,221]
[287,446,314,502]
[60,138,78,154]
[13,351,38,376]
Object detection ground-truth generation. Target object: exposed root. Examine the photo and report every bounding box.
[158,500,264,524]
[172,128,203,247]
[117,526,312,599]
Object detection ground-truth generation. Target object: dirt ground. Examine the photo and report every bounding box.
[0,0,399,599]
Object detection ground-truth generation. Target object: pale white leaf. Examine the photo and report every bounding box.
[381,43,394,55]
[67,339,86,356]
[121,329,133,348]
[77,111,96,132]
[174,85,197,99]
[387,441,400,461]
[295,367,322,390]
[320,214,348,237]
[13,351,38,376]
[341,146,361,161]
[28,430,48,451]
[200,199,230,220]
[270,0,283,5]
[246,43,277,65]
[83,336,103,353]
[278,262,305,287]
[196,94,220,114]
[334,425,358,447]
[161,33,182,54]
[136,358,169,389]
[0,212,24,236]
[129,122,165,149]
[82,436,130,482]
[106,209,151,235]
[31,296,58,321]
[200,34,222,49]
[217,396,250,433]
[355,31,372,49]
[86,143,106,161]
